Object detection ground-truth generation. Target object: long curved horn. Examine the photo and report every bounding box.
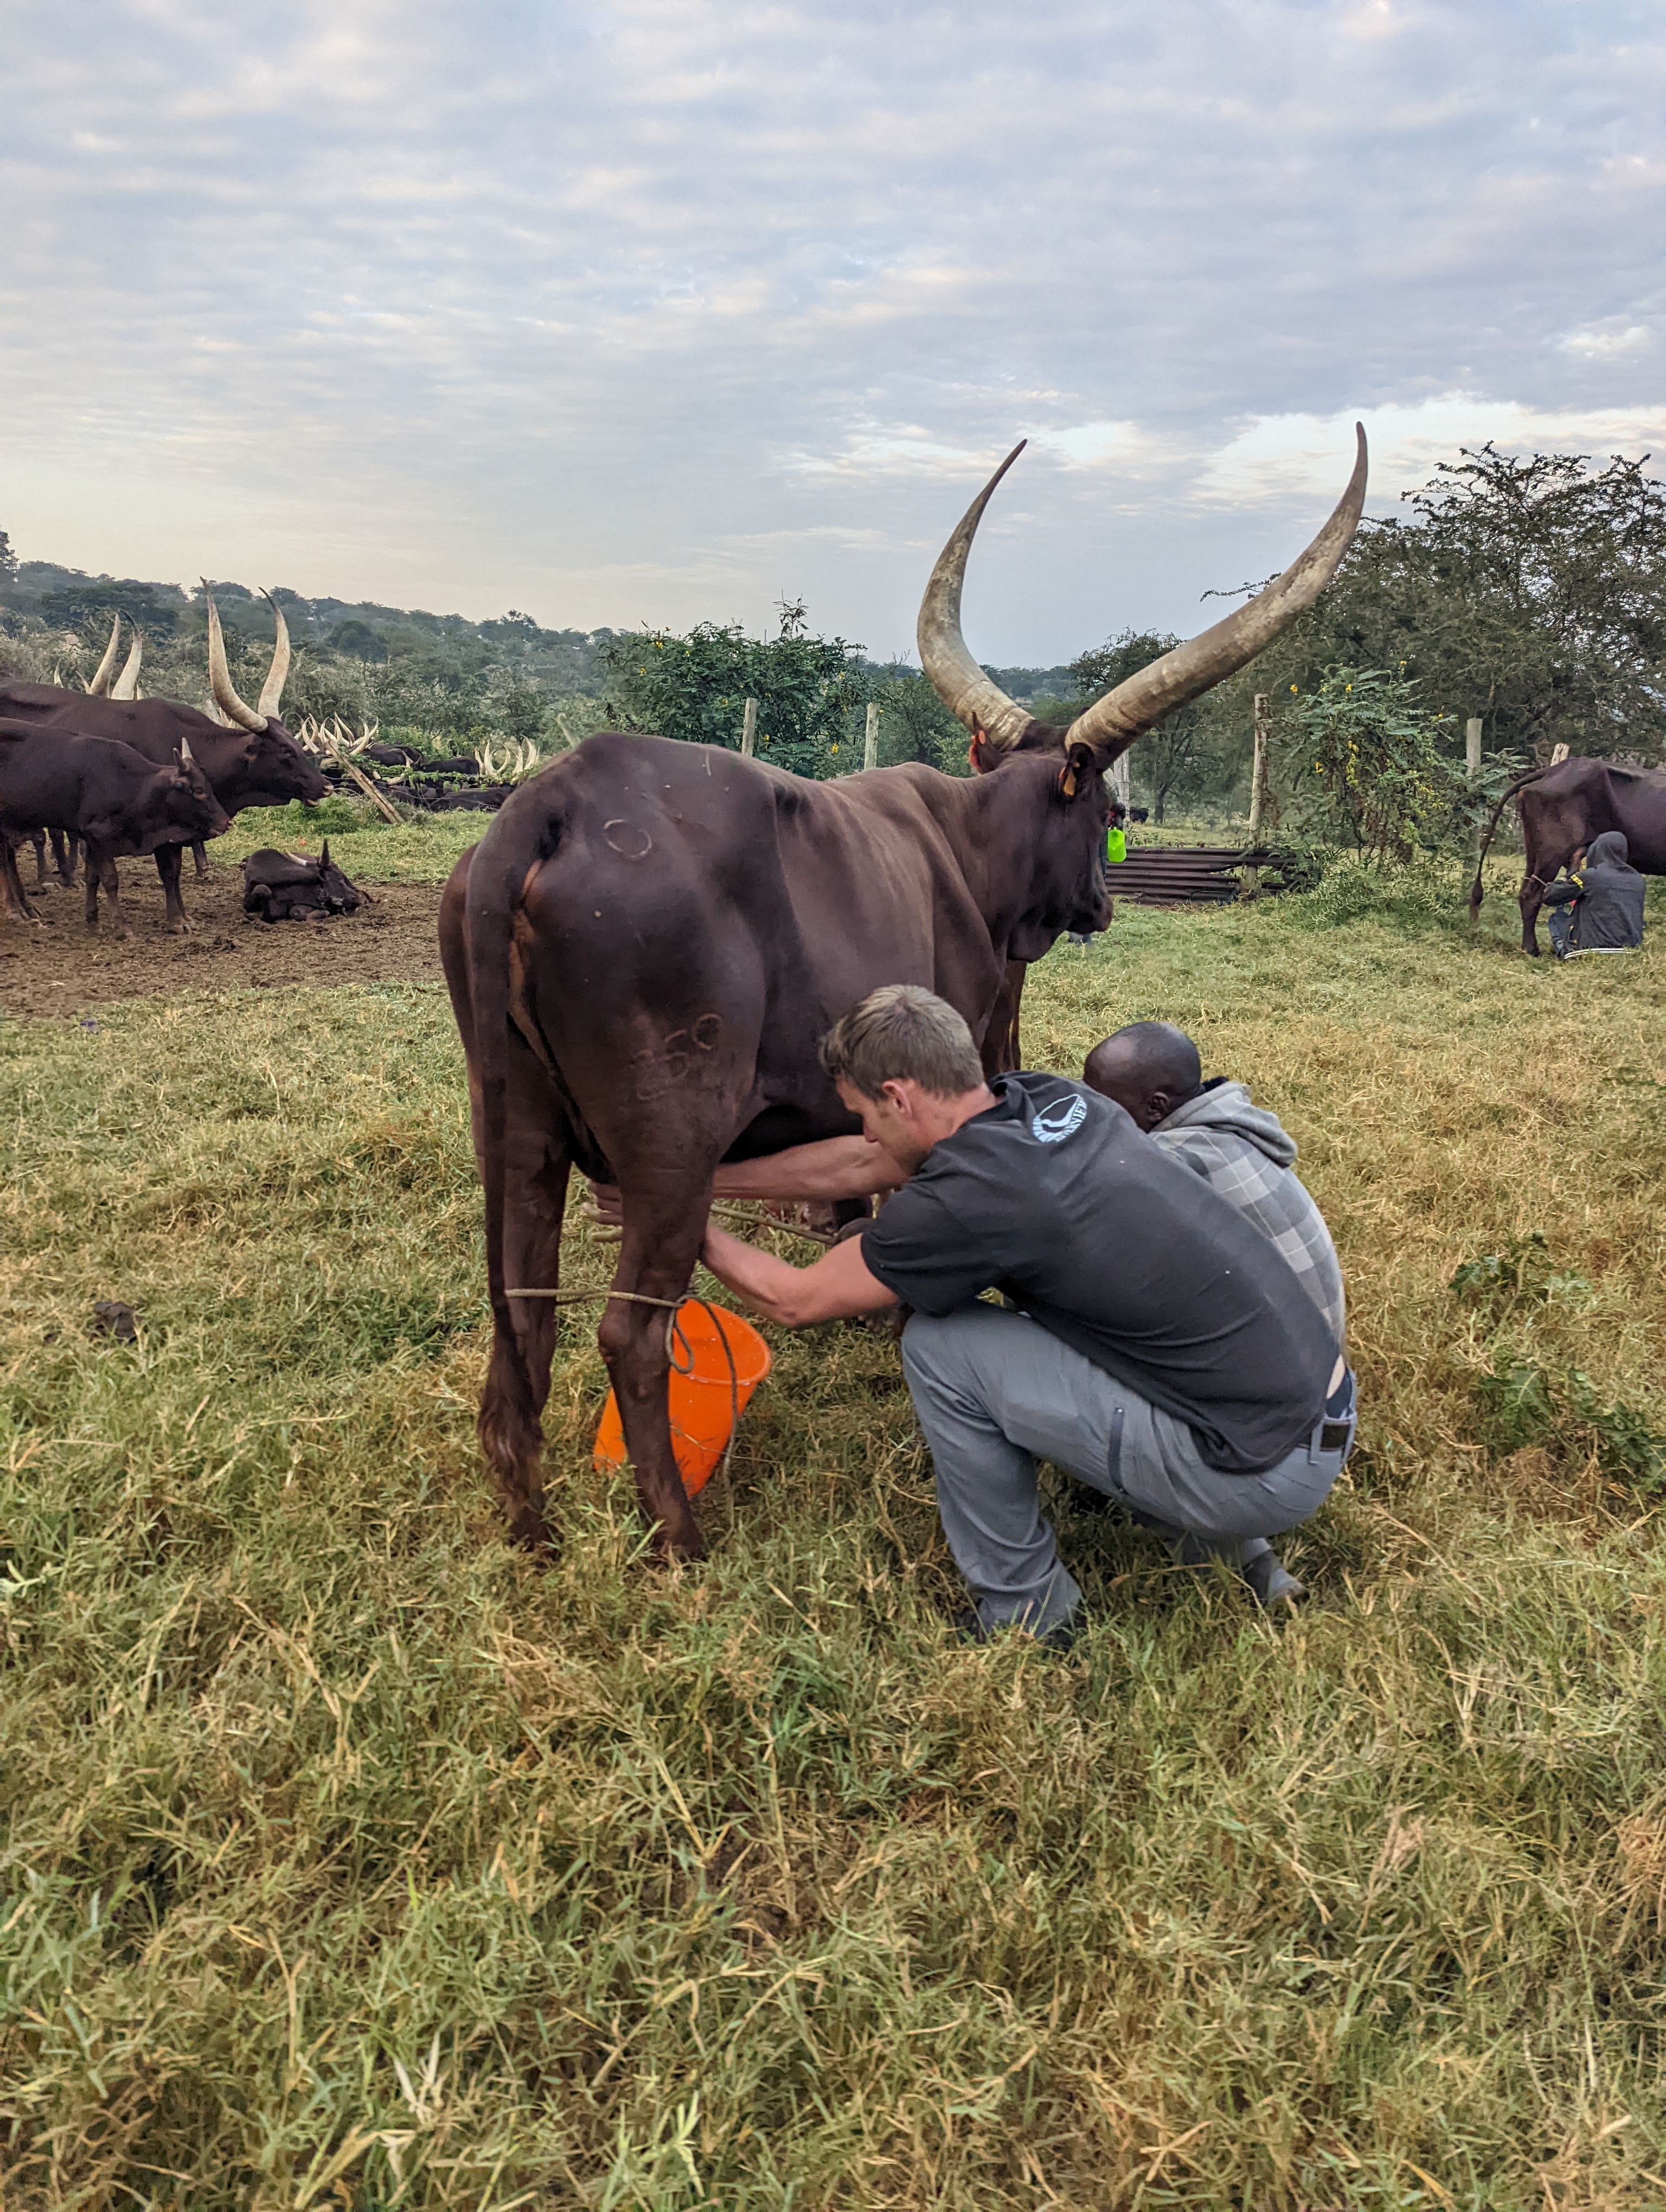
[257,590,291,719]
[203,583,267,732]
[1066,425,1369,761]
[110,630,143,700]
[916,442,1036,751]
[86,614,122,696]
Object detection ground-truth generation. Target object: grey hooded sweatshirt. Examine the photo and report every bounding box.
[1540,830,1646,952]
[1151,1080,1347,1345]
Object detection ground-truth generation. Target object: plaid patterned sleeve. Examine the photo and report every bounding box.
[1152,1127,1346,1345]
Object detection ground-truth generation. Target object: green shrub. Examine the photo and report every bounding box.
[1472,1355,1666,1492]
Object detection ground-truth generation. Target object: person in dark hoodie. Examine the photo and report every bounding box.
[1540,832,1646,960]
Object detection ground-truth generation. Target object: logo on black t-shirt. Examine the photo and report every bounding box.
[1031,1095,1088,1144]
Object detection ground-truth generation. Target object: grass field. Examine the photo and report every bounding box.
[4,858,1666,2210]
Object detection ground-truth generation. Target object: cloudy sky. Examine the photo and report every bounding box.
[2,0,1662,660]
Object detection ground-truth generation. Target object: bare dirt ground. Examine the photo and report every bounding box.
[0,860,446,1018]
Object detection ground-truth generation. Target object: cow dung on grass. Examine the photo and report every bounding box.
[241,843,364,923]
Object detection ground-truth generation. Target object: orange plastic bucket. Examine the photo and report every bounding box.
[592,1300,772,1496]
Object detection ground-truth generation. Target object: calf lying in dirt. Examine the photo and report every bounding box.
[241,844,364,923]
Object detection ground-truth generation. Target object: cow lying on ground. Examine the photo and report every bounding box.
[241,843,364,922]
[0,722,230,934]
[441,428,1368,1556]
[380,780,514,814]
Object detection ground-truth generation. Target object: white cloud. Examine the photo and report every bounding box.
[1199,396,1666,512]
[1558,322,1652,359]
[1,0,1663,655]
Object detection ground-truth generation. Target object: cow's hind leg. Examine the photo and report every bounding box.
[155,845,191,934]
[478,1060,573,1549]
[52,831,76,888]
[599,1194,712,1560]
[444,854,576,1551]
[28,831,48,887]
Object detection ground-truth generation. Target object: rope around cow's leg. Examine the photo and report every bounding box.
[502,1284,744,1490]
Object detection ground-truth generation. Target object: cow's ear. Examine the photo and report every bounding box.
[967,725,997,776]
[1058,743,1098,800]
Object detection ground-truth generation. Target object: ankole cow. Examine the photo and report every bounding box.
[440,429,1368,1556]
[0,722,230,934]
[0,590,327,930]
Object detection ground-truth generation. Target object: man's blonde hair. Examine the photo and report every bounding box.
[819,985,985,1101]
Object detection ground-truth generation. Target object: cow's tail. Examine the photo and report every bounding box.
[1468,767,1545,919]
[462,788,566,1544]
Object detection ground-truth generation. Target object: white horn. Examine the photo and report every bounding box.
[203,583,268,732]
[257,590,291,719]
[1065,425,1369,760]
[916,443,1035,751]
[86,614,122,697]
[110,630,144,700]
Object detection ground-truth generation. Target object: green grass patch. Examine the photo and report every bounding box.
[3,895,1666,2207]
[215,799,488,884]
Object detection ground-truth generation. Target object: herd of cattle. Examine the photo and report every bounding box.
[0,597,518,934]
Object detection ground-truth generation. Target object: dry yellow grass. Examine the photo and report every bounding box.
[1,861,1664,2210]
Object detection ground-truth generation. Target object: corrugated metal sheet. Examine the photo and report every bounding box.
[1111,846,1292,907]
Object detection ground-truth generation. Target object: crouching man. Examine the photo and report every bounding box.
[696,985,1354,1644]
[1084,1021,1346,1348]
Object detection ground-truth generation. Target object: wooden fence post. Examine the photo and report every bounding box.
[741,699,757,758]
[1244,693,1271,895]
[1465,717,1482,777]
[1248,694,1270,845]
[863,700,879,771]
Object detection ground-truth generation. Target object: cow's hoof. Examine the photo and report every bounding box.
[507,1506,552,1552]
[166,920,193,936]
[652,1516,708,1563]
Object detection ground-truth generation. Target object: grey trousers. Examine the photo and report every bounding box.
[900,1302,1350,1636]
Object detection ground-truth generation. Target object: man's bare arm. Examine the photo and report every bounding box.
[710,1134,905,1203]
[699,1220,897,1326]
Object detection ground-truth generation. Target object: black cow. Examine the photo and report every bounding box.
[0,588,326,931]
[434,786,512,813]
[1,722,230,935]
[241,843,364,922]
[363,744,425,769]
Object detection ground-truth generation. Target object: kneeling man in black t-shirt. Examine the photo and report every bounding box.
[697,985,1355,1642]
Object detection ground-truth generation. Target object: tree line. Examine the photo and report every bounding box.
[4,442,1661,848]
